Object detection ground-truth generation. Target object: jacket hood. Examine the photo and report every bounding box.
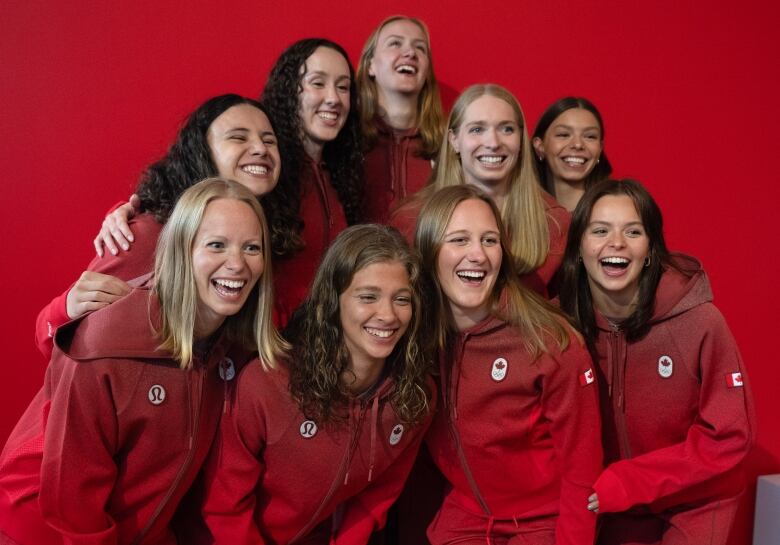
[373,114,420,139]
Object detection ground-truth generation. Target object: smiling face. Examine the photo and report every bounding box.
[449,95,521,195]
[534,108,602,187]
[298,46,351,161]
[339,260,413,373]
[581,194,650,315]
[206,104,280,197]
[192,198,265,338]
[368,19,430,98]
[436,198,502,331]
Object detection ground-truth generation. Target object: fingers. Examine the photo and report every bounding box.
[66,272,132,319]
[129,193,142,212]
[115,202,136,243]
[587,492,599,513]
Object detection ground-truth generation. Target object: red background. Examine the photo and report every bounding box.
[2,1,778,542]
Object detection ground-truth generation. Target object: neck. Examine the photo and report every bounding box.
[342,357,385,395]
[303,137,323,163]
[590,282,639,320]
[377,90,419,130]
[468,177,509,210]
[552,177,585,212]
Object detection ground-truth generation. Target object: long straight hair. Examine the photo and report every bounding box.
[155,178,288,369]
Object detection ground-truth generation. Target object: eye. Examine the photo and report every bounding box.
[358,293,377,303]
[337,83,350,93]
[626,228,645,238]
[482,236,499,246]
[388,39,402,47]
[500,125,515,135]
[309,79,324,88]
[468,126,483,134]
[446,236,468,245]
[244,243,263,254]
[555,131,570,138]
[206,241,225,250]
[262,137,277,146]
[394,295,412,306]
[590,227,608,236]
[585,133,600,141]
[229,134,247,142]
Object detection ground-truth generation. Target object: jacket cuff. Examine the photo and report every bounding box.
[593,469,632,513]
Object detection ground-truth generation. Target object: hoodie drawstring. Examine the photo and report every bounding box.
[485,515,495,545]
[367,395,380,482]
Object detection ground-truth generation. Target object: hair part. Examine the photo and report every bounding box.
[356,15,445,159]
[531,96,613,195]
[154,177,288,369]
[285,223,432,424]
[415,185,575,359]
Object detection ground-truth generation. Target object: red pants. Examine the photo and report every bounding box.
[598,493,741,545]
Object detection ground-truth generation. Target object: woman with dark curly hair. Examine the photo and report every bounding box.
[532,97,612,212]
[35,94,280,358]
[202,223,435,544]
[260,38,365,325]
[357,15,445,223]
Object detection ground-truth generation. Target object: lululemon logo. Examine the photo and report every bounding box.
[658,355,673,379]
[389,424,404,445]
[148,385,166,405]
[300,420,318,439]
[219,358,236,381]
[491,358,508,382]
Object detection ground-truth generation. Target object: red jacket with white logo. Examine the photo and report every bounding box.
[273,159,348,326]
[1,286,232,545]
[34,212,163,360]
[201,359,435,545]
[363,117,432,224]
[592,254,755,513]
[425,314,601,545]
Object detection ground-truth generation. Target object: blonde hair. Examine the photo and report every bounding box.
[154,177,288,369]
[357,15,445,159]
[415,185,575,357]
[429,84,550,274]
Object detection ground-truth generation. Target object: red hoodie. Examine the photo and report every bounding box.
[201,359,435,544]
[592,254,755,513]
[363,117,432,223]
[34,213,162,359]
[1,286,233,545]
[425,314,601,545]
[273,159,348,326]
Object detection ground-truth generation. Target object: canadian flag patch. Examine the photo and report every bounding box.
[579,368,595,386]
[726,372,743,388]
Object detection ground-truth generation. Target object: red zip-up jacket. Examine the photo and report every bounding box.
[425,314,601,544]
[201,359,435,544]
[273,159,348,326]
[592,254,755,513]
[363,117,432,223]
[1,286,233,545]
[34,213,162,359]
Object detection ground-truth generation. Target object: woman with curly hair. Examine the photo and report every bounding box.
[416,185,601,545]
[392,84,569,297]
[356,15,445,223]
[202,223,435,544]
[532,97,612,212]
[0,178,286,545]
[260,38,365,325]
[36,94,281,358]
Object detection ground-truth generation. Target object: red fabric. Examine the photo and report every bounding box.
[201,360,435,545]
[273,159,348,326]
[363,117,432,224]
[1,287,231,545]
[34,213,162,359]
[425,315,601,545]
[592,254,755,519]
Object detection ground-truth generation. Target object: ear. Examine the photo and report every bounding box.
[448,129,459,154]
[532,137,544,159]
[367,57,376,79]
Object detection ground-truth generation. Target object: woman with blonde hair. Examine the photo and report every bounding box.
[357,15,445,222]
[416,184,601,544]
[392,84,569,296]
[0,178,285,545]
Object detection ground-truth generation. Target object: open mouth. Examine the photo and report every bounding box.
[365,326,396,339]
[317,111,338,121]
[212,278,246,298]
[456,270,486,284]
[396,64,417,75]
[241,164,269,175]
[478,155,506,167]
[600,257,629,273]
[562,156,588,167]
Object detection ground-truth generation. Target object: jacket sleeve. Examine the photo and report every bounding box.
[594,306,755,513]
[201,364,267,545]
[333,389,436,545]
[34,213,161,359]
[541,339,601,545]
[38,357,120,545]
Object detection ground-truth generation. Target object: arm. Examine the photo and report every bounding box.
[93,195,142,257]
[594,307,755,513]
[38,357,120,545]
[541,340,601,545]
[201,364,268,545]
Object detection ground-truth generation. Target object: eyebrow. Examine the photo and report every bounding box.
[552,123,601,132]
[305,70,351,80]
[588,220,643,227]
[224,127,276,137]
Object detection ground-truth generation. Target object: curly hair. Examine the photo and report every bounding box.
[531,96,612,196]
[260,38,364,258]
[284,224,432,425]
[135,94,271,223]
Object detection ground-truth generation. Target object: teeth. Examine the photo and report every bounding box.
[396,65,417,74]
[214,279,246,289]
[478,156,504,164]
[563,157,586,165]
[457,271,485,279]
[365,327,394,338]
[600,257,629,265]
[242,165,268,175]
[318,112,337,120]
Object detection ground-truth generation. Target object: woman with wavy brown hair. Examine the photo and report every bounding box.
[357,15,445,223]
[202,223,435,544]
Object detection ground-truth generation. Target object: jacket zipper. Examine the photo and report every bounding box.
[611,331,633,459]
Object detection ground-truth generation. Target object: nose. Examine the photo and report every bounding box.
[483,128,499,149]
[375,296,398,323]
[324,83,340,105]
[401,43,416,58]
[570,133,584,150]
[607,233,626,249]
[466,242,488,264]
[224,247,246,271]
[251,138,268,156]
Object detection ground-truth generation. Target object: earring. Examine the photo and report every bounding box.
[644,256,651,267]
[596,158,600,165]
[578,255,583,263]
[538,155,544,162]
